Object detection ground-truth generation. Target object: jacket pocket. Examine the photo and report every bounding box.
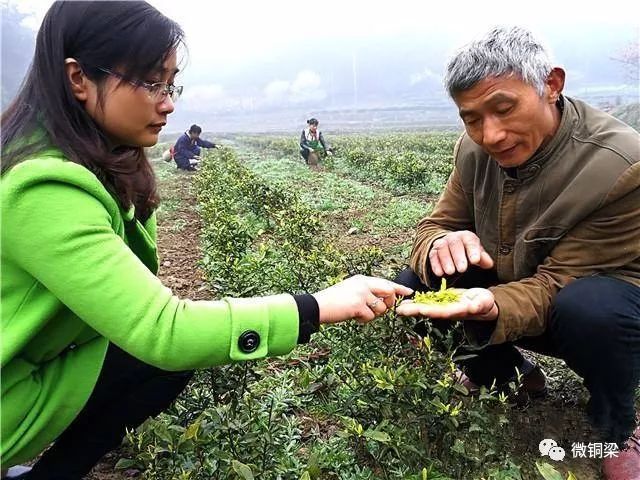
[518,226,567,277]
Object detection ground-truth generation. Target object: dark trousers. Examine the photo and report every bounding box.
[175,157,197,171]
[395,268,640,445]
[26,344,193,479]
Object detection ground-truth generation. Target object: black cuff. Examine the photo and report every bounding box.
[293,294,320,344]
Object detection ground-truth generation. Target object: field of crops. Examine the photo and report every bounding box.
[121,132,600,480]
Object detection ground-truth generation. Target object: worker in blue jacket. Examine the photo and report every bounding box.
[173,124,218,170]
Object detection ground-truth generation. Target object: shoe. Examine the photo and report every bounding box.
[2,465,32,479]
[455,361,547,402]
[602,425,640,480]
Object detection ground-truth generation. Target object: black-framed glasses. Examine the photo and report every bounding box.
[96,67,183,103]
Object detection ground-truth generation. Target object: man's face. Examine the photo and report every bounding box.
[453,72,563,168]
[190,132,200,141]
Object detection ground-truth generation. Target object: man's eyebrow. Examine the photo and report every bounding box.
[486,92,516,104]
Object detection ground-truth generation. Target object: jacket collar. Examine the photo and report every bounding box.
[513,95,575,181]
[304,128,319,140]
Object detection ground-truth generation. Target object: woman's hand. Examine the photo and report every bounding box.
[395,287,498,321]
[313,275,413,324]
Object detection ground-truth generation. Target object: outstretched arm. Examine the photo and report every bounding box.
[319,132,330,151]
[195,138,217,149]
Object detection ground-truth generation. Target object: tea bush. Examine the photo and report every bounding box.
[117,147,530,480]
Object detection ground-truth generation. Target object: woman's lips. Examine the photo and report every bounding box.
[148,123,165,133]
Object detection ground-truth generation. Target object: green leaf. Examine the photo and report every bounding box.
[307,451,322,477]
[478,392,498,402]
[154,424,173,445]
[452,383,470,395]
[451,439,466,455]
[364,429,391,443]
[183,419,201,440]
[469,423,483,433]
[566,472,578,480]
[535,461,564,480]
[299,472,311,480]
[231,460,254,480]
[452,353,479,362]
[114,458,137,470]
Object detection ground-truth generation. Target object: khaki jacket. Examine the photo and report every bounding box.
[410,96,640,344]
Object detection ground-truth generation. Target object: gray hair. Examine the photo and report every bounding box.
[444,26,553,97]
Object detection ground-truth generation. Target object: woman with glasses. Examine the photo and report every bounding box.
[0,2,412,478]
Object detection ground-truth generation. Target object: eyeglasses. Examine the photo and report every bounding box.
[96,67,183,103]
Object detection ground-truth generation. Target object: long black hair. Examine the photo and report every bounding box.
[1,1,184,221]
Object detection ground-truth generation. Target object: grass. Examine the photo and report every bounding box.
[242,153,379,212]
[148,151,195,223]
[367,197,432,233]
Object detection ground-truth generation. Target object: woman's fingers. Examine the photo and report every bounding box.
[366,295,386,314]
[365,276,413,298]
[364,277,413,319]
[355,304,377,324]
[313,275,413,325]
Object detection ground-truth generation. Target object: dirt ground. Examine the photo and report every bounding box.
[87,167,213,479]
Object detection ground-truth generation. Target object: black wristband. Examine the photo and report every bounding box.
[293,294,320,344]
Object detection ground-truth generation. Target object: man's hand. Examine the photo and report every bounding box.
[429,230,494,277]
[396,287,498,321]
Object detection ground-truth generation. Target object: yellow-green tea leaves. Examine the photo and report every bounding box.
[413,278,461,305]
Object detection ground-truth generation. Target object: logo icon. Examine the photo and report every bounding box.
[548,446,566,461]
[539,438,565,461]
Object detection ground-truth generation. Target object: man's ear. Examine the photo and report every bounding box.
[546,67,565,104]
[64,58,90,102]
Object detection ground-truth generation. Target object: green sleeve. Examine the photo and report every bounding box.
[2,180,300,370]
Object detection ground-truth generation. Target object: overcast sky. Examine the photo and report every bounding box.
[3,0,639,132]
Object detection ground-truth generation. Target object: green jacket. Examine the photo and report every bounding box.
[1,149,300,466]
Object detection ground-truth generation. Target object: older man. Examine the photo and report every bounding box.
[396,26,640,479]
